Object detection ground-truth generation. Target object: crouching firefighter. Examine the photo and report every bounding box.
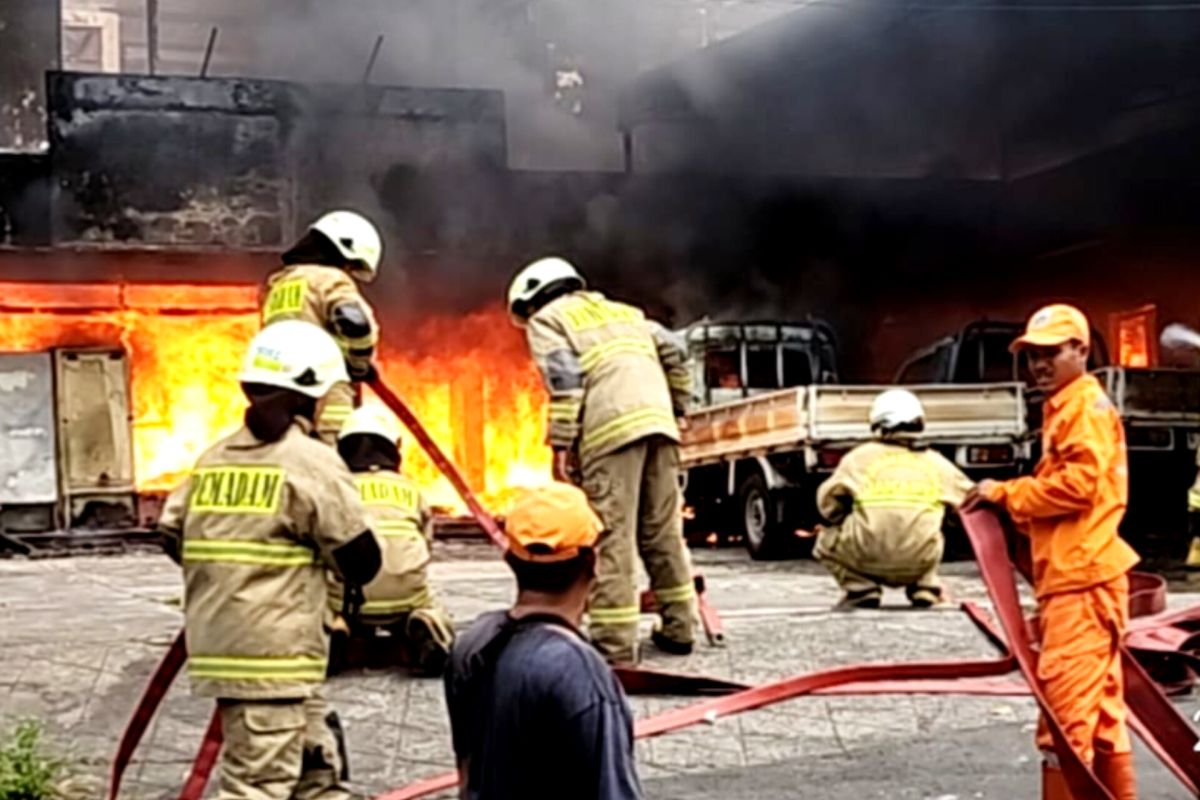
[260,210,384,444]
[507,256,697,665]
[328,405,455,676]
[814,389,974,610]
[158,320,382,800]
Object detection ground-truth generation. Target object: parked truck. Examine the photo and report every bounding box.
[897,319,1200,559]
[678,321,1029,559]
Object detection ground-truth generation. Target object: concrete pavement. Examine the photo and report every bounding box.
[0,545,1194,798]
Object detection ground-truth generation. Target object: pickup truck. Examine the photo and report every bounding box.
[897,319,1200,557]
[678,321,1029,559]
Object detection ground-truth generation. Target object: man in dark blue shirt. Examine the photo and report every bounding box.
[444,483,644,800]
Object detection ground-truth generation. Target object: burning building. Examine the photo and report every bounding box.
[5,2,1200,546]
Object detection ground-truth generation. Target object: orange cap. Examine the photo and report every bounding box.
[504,483,604,563]
[1010,303,1090,352]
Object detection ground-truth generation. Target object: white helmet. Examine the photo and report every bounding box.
[869,389,925,432]
[238,320,349,399]
[506,256,585,326]
[338,405,402,445]
[309,210,382,282]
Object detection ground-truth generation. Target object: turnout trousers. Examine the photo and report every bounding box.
[581,434,696,663]
[216,693,352,800]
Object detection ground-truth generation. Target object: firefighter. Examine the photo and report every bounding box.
[261,210,383,444]
[974,303,1140,800]
[158,320,382,800]
[814,389,974,609]
[328,405,455,675]
[507,256,697,665]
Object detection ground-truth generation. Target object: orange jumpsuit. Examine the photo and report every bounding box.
[985,373,1140,765]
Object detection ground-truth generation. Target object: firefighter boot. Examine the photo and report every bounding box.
[1041,757,1074,800]
[405,608,454,677]
[651,625,694,656]
[1094,749,1137,800]
[835,587,882,611]
[408,614,453,676]
[906,584,944,609]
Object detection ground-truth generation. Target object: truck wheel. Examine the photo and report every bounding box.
[738,474,788,560]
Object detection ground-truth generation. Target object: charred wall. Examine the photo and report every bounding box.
[0,154,50,246]
[0,0,58,152]
[49,73,292,249]
[46,72,506,252]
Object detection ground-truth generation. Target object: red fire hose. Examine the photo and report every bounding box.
[372,506,1200,800]
[367,377,506,548]
[370,376,727,646]
[108,375,1200,799]
[109,376,729,799]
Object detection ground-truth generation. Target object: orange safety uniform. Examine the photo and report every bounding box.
[985,372,1140,765]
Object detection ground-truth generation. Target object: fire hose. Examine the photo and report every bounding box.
[371,504,1200,800]
[110,510,1200,800]
[107,372,1200,798]
[108,375,726,799]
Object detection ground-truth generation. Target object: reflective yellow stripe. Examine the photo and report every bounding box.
[549,404,582,422]
[1188,489,1200,511]
[182,539,316,566]
[320,404,354,424]
[375,520,425,540]
[188,655,326,682]
[582,407,677,455]
[338,332,376,351]
[855,497,941,511]
[189,467,285,515]
[361,588,432,615]
[667,373,693,390]
[589,606,641,625]
[654,583,696,604]
[262,278,307,323]
[579,338,657,372]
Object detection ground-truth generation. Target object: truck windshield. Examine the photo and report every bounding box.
[746,345,778,388]
[782,347,814,386]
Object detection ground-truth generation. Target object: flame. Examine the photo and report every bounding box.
[0,281,551,511]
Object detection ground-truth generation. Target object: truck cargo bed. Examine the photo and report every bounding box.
[682,382,1026,466]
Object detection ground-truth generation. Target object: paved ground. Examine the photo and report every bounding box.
[1,545,1196,799]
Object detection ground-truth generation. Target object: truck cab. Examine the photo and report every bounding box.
[684,319,840,407]
[895,319,1110,386]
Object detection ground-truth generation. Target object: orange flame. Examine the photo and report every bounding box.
[0,281,550,511]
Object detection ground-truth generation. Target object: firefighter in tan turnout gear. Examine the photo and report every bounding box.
[508,256,697,664]
[261,210,383,444]
[328,405,455,675]
[158,320,382,800]
[815,389,974,609]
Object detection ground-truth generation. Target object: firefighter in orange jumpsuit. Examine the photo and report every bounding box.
[975,303,1140,800]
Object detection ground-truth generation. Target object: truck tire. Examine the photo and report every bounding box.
[737,473,789,560]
